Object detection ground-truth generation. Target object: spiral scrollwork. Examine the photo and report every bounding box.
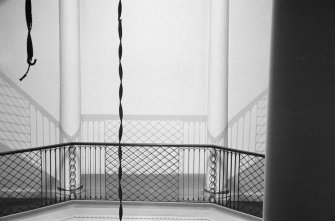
[208,148,217,203]
[68,145,77,199]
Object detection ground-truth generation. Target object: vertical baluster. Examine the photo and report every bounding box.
[48,121,51,145]
[198,147,200,202]
[182,147,185,201]
[54,148,57,202]
[90,145,92,199]
[95,145,97,199]
[87,122,89,142]
[63,147,66,202]
[192,147,195,201]
[223,150,227,206]
[35,110,38,147]
[230,125,233,148]
[236,124,239,149]
[44,149,47,205]
[40,150,43,206]
[202,148,206,201]
[85,145,87,200]
[233,152,237,208]
[248,111,252,152]
[237,153,241,210]
[42,115,45,146]
[198,122,201,144]
[49,148,52,202]
[218,149,221,206]
[100,145,102,199]
[229,151,232,208]
[187,147,190,201]
[59,147,61,202]
[242,116,245,150]
[55,125,57,145]
[79,145,82,200]
[98,121,101,142]
[93,121,95,142]
[104,145,107,200]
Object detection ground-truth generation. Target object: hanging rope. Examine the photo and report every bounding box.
[19,0,37,81]
[117,0,123,220]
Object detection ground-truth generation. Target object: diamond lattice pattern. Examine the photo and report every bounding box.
[105,145,180,201]
[104,120,183,144]
[238,154,264,215]
[0,151,42,216]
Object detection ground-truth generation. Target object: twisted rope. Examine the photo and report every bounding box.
[20,0,37,81]
[117,0,123,220]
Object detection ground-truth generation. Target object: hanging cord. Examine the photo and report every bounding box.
[117,0,123,220]
[19,0,37,81]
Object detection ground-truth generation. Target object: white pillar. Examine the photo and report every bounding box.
[207,0,229,146]
[59,0,81,197]
[205,0,229,202]
[59,0,81,142]
[264,0,335,220]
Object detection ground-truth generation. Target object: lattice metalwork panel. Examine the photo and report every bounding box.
[255,95,267,153]
[0,76,31,149]
[104,120,183,144]
[0,151,42,216]
[238,154,264,216]
[105,145,180,201]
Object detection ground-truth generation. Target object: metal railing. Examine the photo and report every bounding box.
[0,142,264,218]
[81,89,268,154]
[0,71,69,151]
[0,70,267,153]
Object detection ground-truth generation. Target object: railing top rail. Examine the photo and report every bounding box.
[228,89,268,127]
[81,114,207,121]
[0,142,265,158]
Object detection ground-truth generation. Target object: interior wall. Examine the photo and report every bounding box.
[80,0,209,116]
[0,0,273,118]
[228,0,273,117]
[0,0,60,119]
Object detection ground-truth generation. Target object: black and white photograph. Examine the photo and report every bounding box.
[0,0,334,220]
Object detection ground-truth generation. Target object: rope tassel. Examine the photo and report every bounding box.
[117,0,123,220]
[20,0,37,81]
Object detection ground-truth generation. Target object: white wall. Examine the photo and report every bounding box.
[80,0,209,116]
[0,0,273,118]
[0,0,60,119]
[228,0,273,117]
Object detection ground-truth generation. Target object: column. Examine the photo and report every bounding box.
[264,0,335,220]
[205,0,229,202]
[59,0,81,198]
[207,0,229,146]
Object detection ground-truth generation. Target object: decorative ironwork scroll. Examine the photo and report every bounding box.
[19,0,37,81]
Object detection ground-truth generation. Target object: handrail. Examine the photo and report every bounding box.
[0,142,265,158]
[0,71,73,145]
[82,114,207,121]
[0,70,267,152]
[228,89,268,127]
[0,142,265,218]
[81,89,267,128]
